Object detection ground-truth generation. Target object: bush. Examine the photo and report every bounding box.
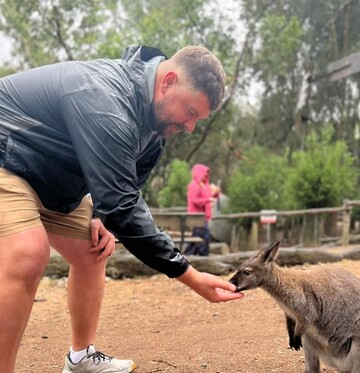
[157,159,191,208]
[226,147,288,213]
[284,130,356,209]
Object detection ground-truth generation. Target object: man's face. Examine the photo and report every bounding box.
[153,86,211,139]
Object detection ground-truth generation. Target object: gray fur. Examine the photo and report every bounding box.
[229,241,360,373]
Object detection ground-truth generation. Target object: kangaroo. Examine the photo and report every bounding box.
[229,241,360,373]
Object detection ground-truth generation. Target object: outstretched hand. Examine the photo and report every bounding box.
[88,217,116,261]
[176,266,244,303]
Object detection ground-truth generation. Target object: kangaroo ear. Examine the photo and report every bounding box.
[261,241,280,263]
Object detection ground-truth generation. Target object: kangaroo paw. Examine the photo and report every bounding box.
[290,335,302,351]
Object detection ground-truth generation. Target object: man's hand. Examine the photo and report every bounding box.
[88,218,116,261]
[176,266,244,303]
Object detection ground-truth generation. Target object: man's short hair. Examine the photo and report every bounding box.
[172,46,226,111]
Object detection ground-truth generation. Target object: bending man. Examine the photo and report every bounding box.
[0,45,243,373]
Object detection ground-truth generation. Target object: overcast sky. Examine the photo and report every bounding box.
[0,32,13,63]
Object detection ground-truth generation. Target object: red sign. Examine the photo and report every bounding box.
[260,210,277,224]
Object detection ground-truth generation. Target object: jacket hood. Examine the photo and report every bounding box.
[122,45,167,63]
[191,164,210,184]
[122,45,167,135]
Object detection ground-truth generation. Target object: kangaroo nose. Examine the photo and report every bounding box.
[229,275,237,286]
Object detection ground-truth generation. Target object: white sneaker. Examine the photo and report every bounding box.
[62,345,136,373]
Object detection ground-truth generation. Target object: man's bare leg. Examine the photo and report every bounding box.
[48,233,107,350]
[0,227,50,373]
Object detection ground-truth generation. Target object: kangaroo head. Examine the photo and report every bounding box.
[229,241,280,292]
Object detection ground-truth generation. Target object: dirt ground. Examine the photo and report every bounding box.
[15,250,360,373]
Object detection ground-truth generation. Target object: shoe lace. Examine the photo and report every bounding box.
[88,350,113,366]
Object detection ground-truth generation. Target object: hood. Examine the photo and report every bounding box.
[122,45,167,63]
[121,45,167,136]
[191,164,210,184]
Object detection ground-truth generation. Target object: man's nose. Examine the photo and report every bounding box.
[184,119,197,133]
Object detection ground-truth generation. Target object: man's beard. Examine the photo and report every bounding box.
[152,97,185,139]
[154,119,169,138]
[153,99,172,138]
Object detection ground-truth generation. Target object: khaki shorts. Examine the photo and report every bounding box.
[0,167,92,240]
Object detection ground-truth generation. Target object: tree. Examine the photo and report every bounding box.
[284,128,356,209]
[245,0,360,161]
[251,13,305,153]
[226,146,288,213]
[156,159,191,208]
[0,0,110,68]
[0,65,16,78]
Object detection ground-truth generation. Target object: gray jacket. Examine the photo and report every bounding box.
[0,45,189,277]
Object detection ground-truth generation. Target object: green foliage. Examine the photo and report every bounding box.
[251,0,360,159]
[0,0,108,67]
[0,66,16,78]
[226,147,288,213]
[120,0,209,56]
[255,15,303,80]
[252,14,305,153]
[284,129,356,209]
[157,159,191,208]
[226,130,356,216]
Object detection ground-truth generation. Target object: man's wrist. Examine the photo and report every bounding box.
[176,265,199,286]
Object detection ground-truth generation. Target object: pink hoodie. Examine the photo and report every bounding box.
[187,164,217,221]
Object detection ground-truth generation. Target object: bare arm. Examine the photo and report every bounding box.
[176,266,244,303]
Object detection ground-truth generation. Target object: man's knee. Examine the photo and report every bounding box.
[20,243,50,280]
[8,247,49,289]
[2,229,50,283]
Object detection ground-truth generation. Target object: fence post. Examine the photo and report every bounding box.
[302,213,320,247]
[230,223,240,251]
[341,199,352,246]
[249,220,258,251]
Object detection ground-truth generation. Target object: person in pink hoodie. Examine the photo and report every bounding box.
[184,164,220,256]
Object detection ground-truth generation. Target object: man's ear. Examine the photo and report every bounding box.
[160,71,178,93]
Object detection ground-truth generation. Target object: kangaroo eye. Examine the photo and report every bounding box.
[243,270,252,276]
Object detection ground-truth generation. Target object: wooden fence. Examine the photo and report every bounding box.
[212,199,360,250]
[150,200,360,252]
[150,209,205,251]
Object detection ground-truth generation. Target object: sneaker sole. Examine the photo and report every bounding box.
[127,362,137,373]
[62,361,136,373]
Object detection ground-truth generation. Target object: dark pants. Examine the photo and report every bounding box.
[183,222,210,256]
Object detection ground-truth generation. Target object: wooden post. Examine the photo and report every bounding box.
[302,213,320,247]
[230,223,240,252]
[179,215,186,251]
[249,220,259,251]
[342,199,352,246]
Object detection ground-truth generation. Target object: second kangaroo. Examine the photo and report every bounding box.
[229,241,360,373]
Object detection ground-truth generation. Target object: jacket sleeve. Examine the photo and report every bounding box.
[103,197,189,278]
[188,183,209,207]
[58,67,189,278]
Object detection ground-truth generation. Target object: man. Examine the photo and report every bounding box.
[0,45,243,373]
